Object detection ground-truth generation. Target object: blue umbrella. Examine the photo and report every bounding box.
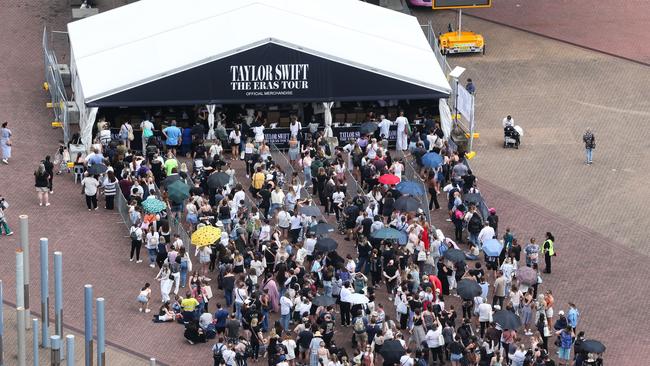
[371,227,408,245]
[422,152,443,168]
[396,181,425,196]
[141,198,167,213]
[483,238,504,257]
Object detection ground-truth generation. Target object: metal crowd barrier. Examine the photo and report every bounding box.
[401,154,433,227]
[42,26,70,144]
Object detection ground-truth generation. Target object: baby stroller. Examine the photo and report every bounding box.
[503,125,521,149]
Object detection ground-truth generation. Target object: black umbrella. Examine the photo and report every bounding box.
[207,172,230,189]
[309,222,335,235]
[444,248,466,263]
[315,238,338,253]
[359,122,378,135]
[312,295,337,307]
[86,164,107,175]
[344,205,360,218]
[492,310,522,330]
[379,340,406,364]
[300,205,321,217]
[463,193,482,206]
[394,196,420,212]
[580,339,606,353]
[456,279,482,300]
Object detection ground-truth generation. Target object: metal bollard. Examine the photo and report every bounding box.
[40,238,50,348]
[54,252,63,360]
[50,335,61,366]
[149,358,156,366]
[0,280,4,366]
[66,335,75,366]
[96,298,105,366]
[17,307,26,366]
[84,285,93,366]
[32,319,39,366]
[20,215,31,330]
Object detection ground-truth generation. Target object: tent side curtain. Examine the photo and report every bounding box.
[87,43,448,107]
[71,51,97,150]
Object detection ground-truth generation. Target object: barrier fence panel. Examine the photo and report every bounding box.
[401,155,433,228]
[269,142,322,213]
[421,22,452,74]
[42,26,70,144]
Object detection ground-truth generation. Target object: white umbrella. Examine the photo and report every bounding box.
[514,125,524,137]
[347,293,370,305]
[323,101,333,138]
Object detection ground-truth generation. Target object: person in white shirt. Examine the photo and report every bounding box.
[295,244,308,267]
[81,173,101,210]
[399,350,414,366]
[478,222,496,247]
[228,126,242,160]
[280,293,293,331]
[282,336,297,362]
[424,318,445,364]
[259,220,272,242]
[303,234,317,257]
[378,115,392,140]
[270,186,285,217]
[502,115,514,128]
[395,111,409,151]
[390,159,404,180]
[366,139,378,160]
[331,189,345,220]
[221,345,237,366]
[233,188,246,209]
[289,213,303,244]
[289,117,302,139]
[253,124,265,143]
[234,283,248,320]
[339,284,353,326]
[370,217,384,233]
[477,299,493,338]
[129,221,144,263]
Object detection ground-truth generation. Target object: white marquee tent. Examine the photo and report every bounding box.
[68,0,452,148]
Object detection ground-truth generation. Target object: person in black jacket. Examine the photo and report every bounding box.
[42,155,55,194]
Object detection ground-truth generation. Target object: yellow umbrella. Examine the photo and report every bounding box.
[191,225,222,247]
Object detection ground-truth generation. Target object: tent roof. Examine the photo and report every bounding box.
[68,0,451,105]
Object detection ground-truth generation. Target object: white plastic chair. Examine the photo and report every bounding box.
[73,166,85,184]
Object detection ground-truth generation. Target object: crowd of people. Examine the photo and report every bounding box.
[58,110,604,366]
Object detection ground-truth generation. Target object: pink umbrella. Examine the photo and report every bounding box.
[378,174,400,185]
[516,266,538,286]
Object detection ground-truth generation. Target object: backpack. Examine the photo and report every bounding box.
[213,344,225,363]
[130,228,139,241]
[230,224,240,240]
[353,317,366,334]
[467,213,483,233]
[353,278,365,293]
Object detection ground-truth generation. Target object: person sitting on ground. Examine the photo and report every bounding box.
[152,302,176,323]
[184,320,207,345]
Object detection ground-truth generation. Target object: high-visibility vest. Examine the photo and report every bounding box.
[544,239,555,256]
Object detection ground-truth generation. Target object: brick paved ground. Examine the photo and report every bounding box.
[411,9,650,364]
[464,0,650,65]
[0,0,646,365]
[0,304,146,365]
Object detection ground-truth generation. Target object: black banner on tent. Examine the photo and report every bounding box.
[90,43,448,107]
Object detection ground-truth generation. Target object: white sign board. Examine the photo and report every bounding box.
[457,83,474,122]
